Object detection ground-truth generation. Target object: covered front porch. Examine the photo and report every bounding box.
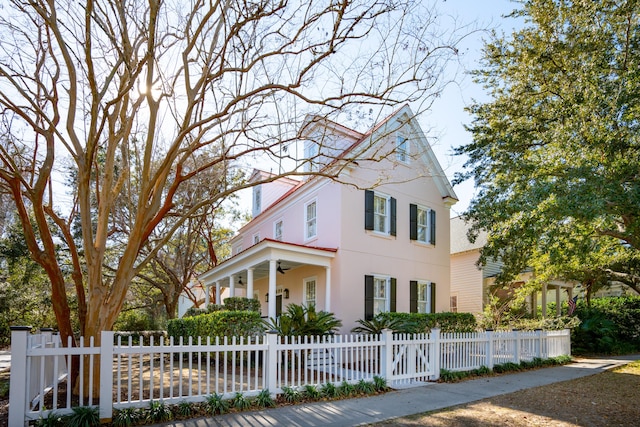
[199,239,337,319]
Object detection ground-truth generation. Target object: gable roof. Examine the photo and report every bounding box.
[450,216,487,254]
[242,105,458,227]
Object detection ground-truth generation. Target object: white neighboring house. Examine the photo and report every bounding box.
[194,105,458,332]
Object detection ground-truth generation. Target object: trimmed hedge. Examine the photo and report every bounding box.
[167,310,265,340]
[377,312,477,333]
[222,297,261,312]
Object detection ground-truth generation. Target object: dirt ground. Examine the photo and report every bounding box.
[2,359,639,426]
[372,360,640,427]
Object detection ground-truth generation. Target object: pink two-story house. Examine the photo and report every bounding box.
[199,105,458,331]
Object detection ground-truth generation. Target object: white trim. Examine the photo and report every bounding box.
[416,280,432,314]
[395,131,409,164]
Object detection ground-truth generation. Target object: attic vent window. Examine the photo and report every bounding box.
[396,133,409,163]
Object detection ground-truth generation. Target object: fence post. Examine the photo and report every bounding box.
[485,329,494,369]
[265,331,278,395]
[99,331,114,423]
[513,329,521,364]
[380,329,393,381]
[9,326,32,427]
[430,328,441,381]
[535,329,543,359]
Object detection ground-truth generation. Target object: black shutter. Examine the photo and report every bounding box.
[429,209,436,245]
[390,197,397,236]
[409,280,418,313]
[364,190,374,231]
[409,204,417,240]
[430,282,436,313]
[390,278,397,312]
[364,275,374,320]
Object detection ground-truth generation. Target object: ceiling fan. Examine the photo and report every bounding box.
[277,261,291,274]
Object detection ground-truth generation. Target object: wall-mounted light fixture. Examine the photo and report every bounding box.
[265,293,269,302]
[284,288,290,299]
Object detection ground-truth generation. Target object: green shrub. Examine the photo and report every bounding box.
[321,382,339,398]
[112,407,140,427]
[167,310,265,340]
[205,393,229,415]
[146,400,172,423]
[176,401,193,418]
[255,389,276,408]
[114,310,160,332]
[372,375,389,392]
[303,384,322,399]
[338,380,356,397]
[67,406,100,427]
[376,312,477,333]
[35,412,64,427]
[355,379,376,395]
[571,296,640,355]
[281,386,302,403]
[223,297,261,312]
[231,392,252,410]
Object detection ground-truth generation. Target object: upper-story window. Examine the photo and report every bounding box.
[252,233,260,245]
[274,220,283,241]
[364,190,396,236]
[410,204,436,245]
[305,199,317,240]
[396,133,409,163]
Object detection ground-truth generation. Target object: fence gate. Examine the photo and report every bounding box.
[389,333,435,387]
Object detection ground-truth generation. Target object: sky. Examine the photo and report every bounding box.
[420,0,522,218]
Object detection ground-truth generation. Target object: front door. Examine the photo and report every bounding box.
[276,295,283,317]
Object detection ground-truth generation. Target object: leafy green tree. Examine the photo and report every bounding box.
[456,0,640,295]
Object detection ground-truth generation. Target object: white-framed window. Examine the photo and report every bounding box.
[234,245,243,255]
[450,294,458,313]
[304,277,317,308]
[274,220,283,241]
[417,207,429,243]
[374,276,390,315]
[410,204,435,245]
[305,199,317,240]
[252,233,260,245]
[252,185,262,217]
[304,141,320,172]
[396,133,409,163]
[374,193,390,234]
[417,281,432,314]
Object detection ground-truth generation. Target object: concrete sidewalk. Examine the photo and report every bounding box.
[150,355,640,427]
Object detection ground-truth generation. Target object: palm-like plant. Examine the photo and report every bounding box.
[265,304,342,337]
[351,315,408,334]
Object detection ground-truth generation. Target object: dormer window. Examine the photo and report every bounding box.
[304,140,320,172]
[252,185,262,218]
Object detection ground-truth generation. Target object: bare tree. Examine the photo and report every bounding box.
[0,0,464,394]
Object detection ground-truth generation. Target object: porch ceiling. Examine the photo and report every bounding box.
[198,239,337,287]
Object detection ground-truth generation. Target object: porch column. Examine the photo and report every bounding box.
[556,285,561,316]
[324,266,331,312]
[247,268,254,300]
[230,274,236,298]
[268,259,277,319]
[215,281,221,305]
[204,284,210,308]
[541,284,547,318]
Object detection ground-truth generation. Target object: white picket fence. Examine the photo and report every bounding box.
[8,327,571,425]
